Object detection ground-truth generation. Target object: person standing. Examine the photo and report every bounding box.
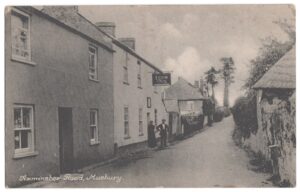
[157,119,169,148]
[147,120,157,148]
[203,97,214,127]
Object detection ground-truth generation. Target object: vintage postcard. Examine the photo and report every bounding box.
[4,4,295,188]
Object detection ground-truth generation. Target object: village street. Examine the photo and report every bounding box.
[38,116,273,188]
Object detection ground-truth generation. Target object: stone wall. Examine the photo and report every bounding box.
[243,90,296,186]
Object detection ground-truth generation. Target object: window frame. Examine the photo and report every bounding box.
[89,109,99,145]
[137,61,142,88]
[13,104,36,158]
[88,45,98,81]
[124,106,130,139]
[11,8,34,64]
[138,107,143,136]
[123,52,129,85]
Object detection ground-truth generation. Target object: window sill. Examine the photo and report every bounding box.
[90,140,100,146]
[138,86,143,89]
[154,91,158,94]
[124,136,131,140]
[13,151,39,159]
[123,82,130,86]
[89,78,99,83]
[11,56,36,66]
[139,133,144,136]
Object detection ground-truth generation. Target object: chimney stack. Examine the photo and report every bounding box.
[95,22,116,37]
[42,6,78,16]
[118,37,135,50]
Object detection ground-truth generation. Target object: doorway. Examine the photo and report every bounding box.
[58,107,74,174]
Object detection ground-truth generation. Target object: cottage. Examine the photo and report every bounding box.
[95,23,168,153]
[252,47,296,186]
[5,6,115,186]
[163,77,206,138]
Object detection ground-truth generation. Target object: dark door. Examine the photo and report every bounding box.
[58,107,74,174]
[147,112,151,141]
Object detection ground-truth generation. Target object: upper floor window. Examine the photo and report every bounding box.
[187,101,194,111]
[11,9,31,61]
[137,61,142,88]
[90,109,99,145]
[89,45,98,80]
[14,104,35,156]
[123,52,129,84]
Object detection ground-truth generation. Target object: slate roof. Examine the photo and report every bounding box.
[40,6,113,50]
[164,77,205,100]
[163,99,179,113]
[253,47,295,89]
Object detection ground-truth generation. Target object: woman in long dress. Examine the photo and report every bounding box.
[147,120,157,148]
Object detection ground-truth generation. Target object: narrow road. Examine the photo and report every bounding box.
[42,116,272,187]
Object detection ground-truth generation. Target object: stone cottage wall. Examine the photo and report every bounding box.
[243,91,296,186]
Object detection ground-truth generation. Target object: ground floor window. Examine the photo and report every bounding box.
[13,104,34,155]
[139,108,143,135]
[124,106,130,138]
[90,109,99,145]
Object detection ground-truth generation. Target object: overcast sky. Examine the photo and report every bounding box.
[79,5,294,106]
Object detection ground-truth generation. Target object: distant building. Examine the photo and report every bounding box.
[95,22,168,152]
[252,47,295,186]
[163,77,206,138]
[5,6,115,186]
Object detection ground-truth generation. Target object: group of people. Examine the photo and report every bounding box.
[147,119,169,149]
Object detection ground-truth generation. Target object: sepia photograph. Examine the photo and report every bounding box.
[4,3,296,188]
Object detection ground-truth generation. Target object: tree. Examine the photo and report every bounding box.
[220,57,235,107]
[244,19,295,92]
[204,67,220,102]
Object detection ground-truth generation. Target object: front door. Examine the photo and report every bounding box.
[58,107,74,174]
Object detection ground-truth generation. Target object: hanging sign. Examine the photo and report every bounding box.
[152,73,171,85]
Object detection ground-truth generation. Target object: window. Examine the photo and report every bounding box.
[11,9,31,61]
[137,61,142,88]
[147,97,152,108]
[124,107,130,138]
[123,52,129,84]
[138,108,143,135]
[14,105,35,156]
[89,45,98,80]
[187,101,194,111]
[90,109,99,145]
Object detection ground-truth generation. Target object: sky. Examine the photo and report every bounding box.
[79,5,295,106]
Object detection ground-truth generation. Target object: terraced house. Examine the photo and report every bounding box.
[5,6,115,186]
[95,22,168,153]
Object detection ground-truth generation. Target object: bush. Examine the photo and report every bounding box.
[213,107,224,122]
[231,94,258,139]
